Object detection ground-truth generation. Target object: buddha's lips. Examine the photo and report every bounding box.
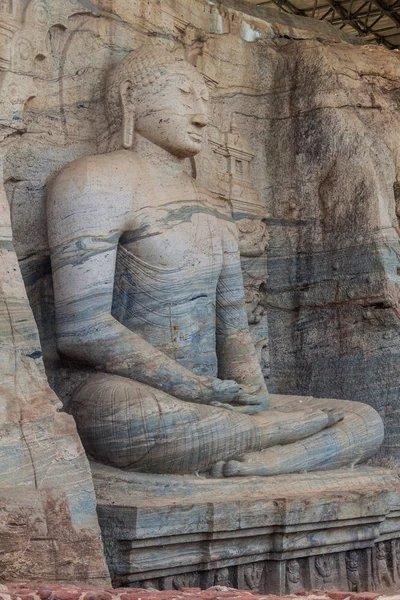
[188,131,203,142]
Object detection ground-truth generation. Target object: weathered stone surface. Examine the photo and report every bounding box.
[0,162,109,582]
[264,39,400,460]
[93,463,400,593]
[0,0,398,458]
[1,0,400,589]
[42,16,382,476]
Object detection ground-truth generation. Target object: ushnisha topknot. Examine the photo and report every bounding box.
[105,44,199,134]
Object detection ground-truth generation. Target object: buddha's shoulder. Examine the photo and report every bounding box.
[51,150,142,192]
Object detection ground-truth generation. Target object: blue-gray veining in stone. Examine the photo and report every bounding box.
[46,44,383,477]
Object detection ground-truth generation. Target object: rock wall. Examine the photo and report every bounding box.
[0,0,399,457]
[265,39,400,460]
[0,158,109,582]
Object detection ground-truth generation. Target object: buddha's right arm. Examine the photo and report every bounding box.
[51,247,236,403]
[50,251,238,409]
[56,301,243,404]
[56,309,211,402]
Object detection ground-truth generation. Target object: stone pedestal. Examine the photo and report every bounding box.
[93,463,400,594]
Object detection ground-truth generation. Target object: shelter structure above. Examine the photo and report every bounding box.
[244,0,400,47]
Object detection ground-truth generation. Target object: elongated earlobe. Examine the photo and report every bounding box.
[120,80,135,149]
[122,108,135,149]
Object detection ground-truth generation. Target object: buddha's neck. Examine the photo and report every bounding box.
[133,134,186,178]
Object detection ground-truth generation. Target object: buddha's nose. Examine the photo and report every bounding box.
[191,112,208,128]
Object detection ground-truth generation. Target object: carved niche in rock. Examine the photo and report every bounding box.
[46,43,384,478]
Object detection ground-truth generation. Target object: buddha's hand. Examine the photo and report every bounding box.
[197,376,242,404]
[229,384,269,414]
[198,377,269,414]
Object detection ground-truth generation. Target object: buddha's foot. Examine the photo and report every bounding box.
[210,407,346,478]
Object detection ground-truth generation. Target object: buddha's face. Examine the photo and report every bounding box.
[132,68,209,158]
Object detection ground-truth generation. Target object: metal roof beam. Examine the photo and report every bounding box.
[367,12,385,26]
[319,6,335,18]
[329,9,384,22]
[351,1,370,16]
[324,0,367,33]
[370,0,400,27]
[255,0,399,47]
[323,0,397,45]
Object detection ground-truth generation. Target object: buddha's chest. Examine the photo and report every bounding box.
[122,218,222,275]
[121,182,234,274]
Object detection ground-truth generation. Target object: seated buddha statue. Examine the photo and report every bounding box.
[47,45,383,477]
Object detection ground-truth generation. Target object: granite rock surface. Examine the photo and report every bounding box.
[0,0,399,457]
[0,0,400,587]
[0,163,109,582]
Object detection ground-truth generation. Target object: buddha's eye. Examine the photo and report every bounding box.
[178,84,192,95]
[200,90,209,102]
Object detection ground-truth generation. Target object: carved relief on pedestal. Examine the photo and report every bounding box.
[286,559,303,594]
[171,573,200,590]
[197,567,236,590]
[393,539,400,582]
[346,551,362,592]
[315,555,335,590]
[243,563,264,593]
[214,567,233,588]
[374,541,394,589]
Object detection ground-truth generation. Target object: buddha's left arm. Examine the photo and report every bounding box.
[216,223,267,394]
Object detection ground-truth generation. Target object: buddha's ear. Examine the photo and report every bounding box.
[120,80,135,149]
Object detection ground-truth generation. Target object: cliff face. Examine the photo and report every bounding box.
[0,7,399,568]
[265,40,400,458]
[0,0,400,581]
[199,8,400,456]
[0,162,109,582]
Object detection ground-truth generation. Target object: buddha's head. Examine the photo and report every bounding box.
[105,45,210,157]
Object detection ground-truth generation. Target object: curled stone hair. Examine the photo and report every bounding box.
[105,44,200,135]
